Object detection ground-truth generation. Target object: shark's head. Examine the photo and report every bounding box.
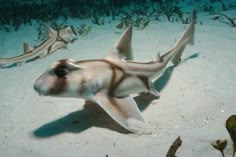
[34,59,84,98]
[58,26,77,43]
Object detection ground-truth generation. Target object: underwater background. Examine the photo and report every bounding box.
[0,0,236,157]
[0,0,236,32]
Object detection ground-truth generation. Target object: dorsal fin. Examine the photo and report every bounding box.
[106,25,133,61]
[44,23,56,38]
[153,51,161,62]
[23,42,34,54]
[152,42,161,62]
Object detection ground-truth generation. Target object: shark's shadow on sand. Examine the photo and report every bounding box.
[33,53,199,137]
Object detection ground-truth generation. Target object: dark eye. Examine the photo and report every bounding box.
[55,68,68,78]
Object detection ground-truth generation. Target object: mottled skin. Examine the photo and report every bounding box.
[34,22,195,133]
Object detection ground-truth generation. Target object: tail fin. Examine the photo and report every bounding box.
[171,20,195,65]
[171,10,196,65]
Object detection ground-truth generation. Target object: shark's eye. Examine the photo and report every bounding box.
[55,68,68,78]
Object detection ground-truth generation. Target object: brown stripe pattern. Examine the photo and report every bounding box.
[101,59,150,96]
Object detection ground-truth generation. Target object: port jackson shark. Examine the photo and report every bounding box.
[34,22,195,133]
[0,24,77,67]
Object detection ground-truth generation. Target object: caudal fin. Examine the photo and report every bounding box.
[171,11,196,65]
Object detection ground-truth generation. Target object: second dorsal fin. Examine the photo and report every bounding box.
[23,42,34,54]
[152,42,161,62]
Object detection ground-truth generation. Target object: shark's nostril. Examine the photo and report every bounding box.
[33,83,38,92]
[33,83,42,96]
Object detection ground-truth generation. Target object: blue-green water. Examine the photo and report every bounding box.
[0,0,235,32]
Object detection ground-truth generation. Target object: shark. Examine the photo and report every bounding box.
[34,21,195,133]
[0,24,77,68]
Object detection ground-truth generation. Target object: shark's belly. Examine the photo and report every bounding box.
[111,75,148,97]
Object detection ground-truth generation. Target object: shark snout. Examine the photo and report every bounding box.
[34,79,49,96]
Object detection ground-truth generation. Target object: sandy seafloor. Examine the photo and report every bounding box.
[0,11,235,157]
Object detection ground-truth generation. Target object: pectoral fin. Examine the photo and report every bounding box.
[17,61,25,66]
[148,81,160,97]
[0,63,5,68]
[39,53,48,59]
[48,41,67,54]
[93,92,146,133]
